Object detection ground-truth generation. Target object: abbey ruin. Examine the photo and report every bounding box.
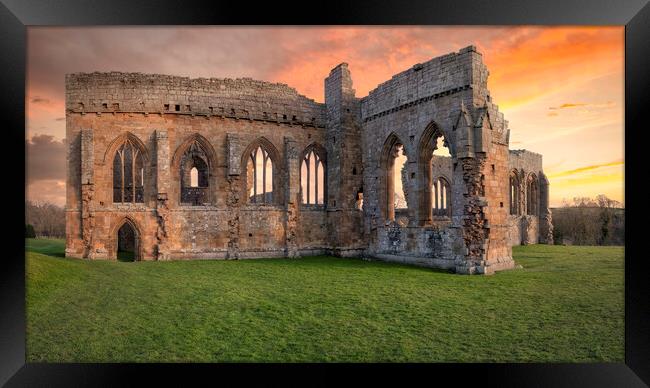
[65,45,553,274]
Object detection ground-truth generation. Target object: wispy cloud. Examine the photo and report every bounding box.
[549,103,587,110]
[30,96,50,104]
[548,101,614,110]
[548,160,623,179]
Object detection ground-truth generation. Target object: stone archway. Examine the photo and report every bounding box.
[116,220,140,262]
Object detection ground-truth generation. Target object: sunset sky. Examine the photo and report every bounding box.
[26,26,624,207]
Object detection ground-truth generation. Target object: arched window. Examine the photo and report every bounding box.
[248,146,274,204]
[432,176,451,217]
[180,141,210,205]
[381,134,409,225]
[113,139,144,203]
[356,188,364,211]
[509,171,520,215]
[300,145,326,205]
[417,122,453,225]
[190,167,199,187]
[527,174,538,215]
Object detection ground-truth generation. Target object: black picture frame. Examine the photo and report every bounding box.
[3,0,648,386]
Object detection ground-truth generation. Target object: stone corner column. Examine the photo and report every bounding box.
[284,136,300,258]
[226,133,242,259]
[456,157,488,274]
[538,172,554,244]
[80,129,95,258]
[155,129,171,260]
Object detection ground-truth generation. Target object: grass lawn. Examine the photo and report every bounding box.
[26,238,624,362]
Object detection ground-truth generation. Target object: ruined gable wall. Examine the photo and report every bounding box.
[360,46,515,274]
[360,48,480,232]
[508,149,544,245]
[360,47,485,270]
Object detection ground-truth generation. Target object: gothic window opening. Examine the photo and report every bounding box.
[248,146,274,204]
[429,136,452,219]
[382,135,410,226]
[417,123,453,225]
[527,174,538,216]
[112,139,144,203]
[393,144,409,226]
[356,188,364,210]
[432,177,451,217]
[510,171,520,215]
[300,146,326,205]
[180,141,210,205]
[190,167,199,187]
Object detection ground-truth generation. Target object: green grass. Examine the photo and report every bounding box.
[26,238,624,362]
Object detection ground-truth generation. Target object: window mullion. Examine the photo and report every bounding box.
[263,151,267,202]
[120,148,125,203]
[252,153,257,201]
[314,155,318,205]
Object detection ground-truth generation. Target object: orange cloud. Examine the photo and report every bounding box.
[485,27,623,110]
[557,103,587,109]
[25,26,624,207]
[548,160,623,179]
[549,101,615,111]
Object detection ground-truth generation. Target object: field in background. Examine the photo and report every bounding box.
[26,238,624,362]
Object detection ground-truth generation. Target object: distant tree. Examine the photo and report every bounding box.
[25,224,36,238]
[552,195,623,246]
[25,200,65,238]
[596,194,621,209]
[572,197,597,207]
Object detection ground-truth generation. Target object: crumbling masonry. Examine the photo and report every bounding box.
[65,45,552,274]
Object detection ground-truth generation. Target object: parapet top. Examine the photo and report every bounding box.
[65,71,319,104]
[329,62,349,74]
[65,71,327,126]
[363,44,483,98]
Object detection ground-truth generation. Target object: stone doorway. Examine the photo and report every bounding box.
[117,221,139,262]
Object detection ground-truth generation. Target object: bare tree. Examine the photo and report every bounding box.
[25,200,65,238]
[552,195,624,246]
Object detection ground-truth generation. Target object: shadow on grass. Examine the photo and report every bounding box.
[25,239,66,258]
[224,255,456,274]
[24,238,458,275]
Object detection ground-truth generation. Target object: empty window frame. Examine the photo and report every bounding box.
[432,176,451,217]
[509,171,520,215]
[180,141,210,205]
[248,146,274,204]
[113,140,144,203]
[300,146,326,205]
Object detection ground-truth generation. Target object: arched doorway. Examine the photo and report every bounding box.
[116,221,139,262]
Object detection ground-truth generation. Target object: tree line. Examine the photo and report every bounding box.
[25,200,65,238]
[551,195,624,246]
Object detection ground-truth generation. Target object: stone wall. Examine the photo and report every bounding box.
[508,149,552,245]
[359,46,515,274]
[65,72,326,128]
[64,80,336,260]
[65,45,552,273]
